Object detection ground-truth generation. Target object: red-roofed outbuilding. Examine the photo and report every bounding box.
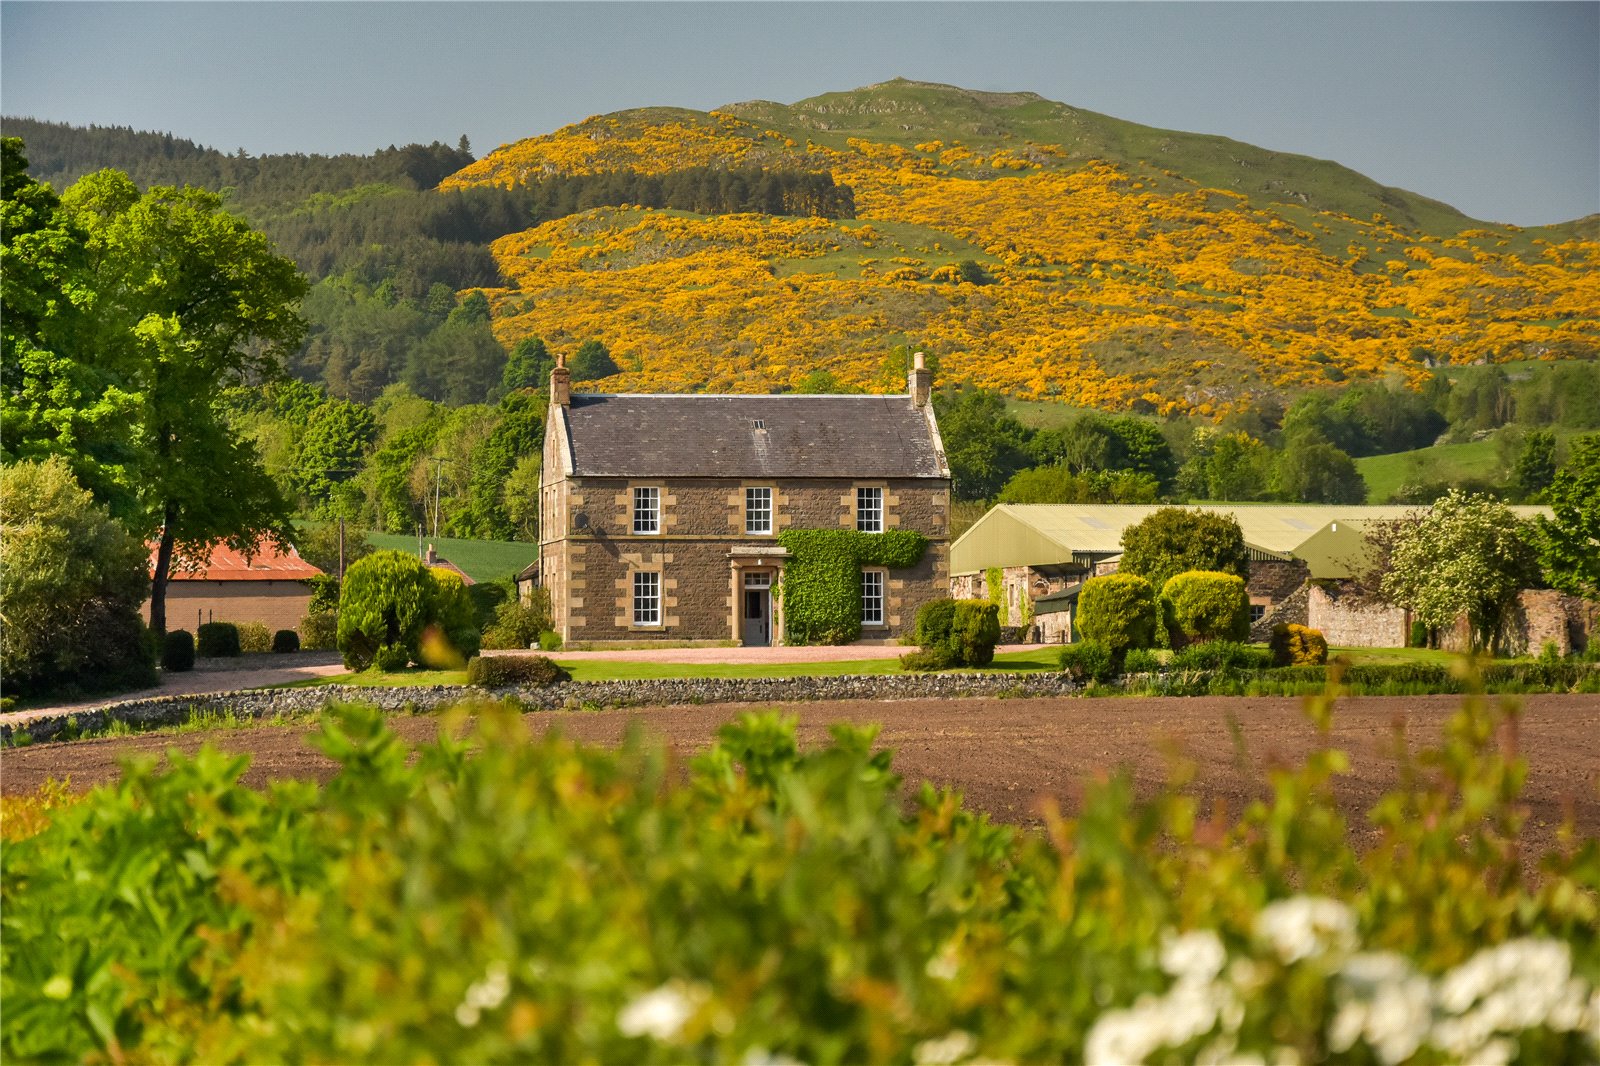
[145,541,325,636]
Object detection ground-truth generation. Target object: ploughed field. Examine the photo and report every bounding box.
[6,694,1597,856]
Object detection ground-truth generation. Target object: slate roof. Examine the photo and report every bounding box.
[561,393,948,479]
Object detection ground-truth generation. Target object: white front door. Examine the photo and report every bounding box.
[742,571,772,646]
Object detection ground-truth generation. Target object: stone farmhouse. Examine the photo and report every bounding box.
[950,503,1573,650]
[538,354,952,646]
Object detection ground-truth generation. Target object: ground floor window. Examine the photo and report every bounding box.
[633,571,661,625]
[861,569,885,625]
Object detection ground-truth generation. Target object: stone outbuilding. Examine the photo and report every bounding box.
[538,354,952,647]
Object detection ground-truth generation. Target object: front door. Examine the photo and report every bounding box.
[742,571,772,646]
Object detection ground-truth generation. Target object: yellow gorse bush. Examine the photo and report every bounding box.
[436,111,1597,413]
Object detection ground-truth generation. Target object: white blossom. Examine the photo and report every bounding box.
[617,981,705,1042]
[455,961,510,1028]
[1328,953,1432,1064]
[913,1030,976,1065]
[1253,897,1357,965]
[1161,930,1228,983]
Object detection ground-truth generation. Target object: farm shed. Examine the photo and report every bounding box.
[146,540,324,637]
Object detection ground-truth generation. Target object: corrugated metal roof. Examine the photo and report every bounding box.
[564,393,948,479]
[155,541,325,582]
[951,503,1553,576]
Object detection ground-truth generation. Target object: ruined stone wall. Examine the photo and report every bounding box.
[1440,589,1598,656]
[1307,583,1409,648]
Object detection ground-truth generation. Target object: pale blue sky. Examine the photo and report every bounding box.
[2,2,1595,226]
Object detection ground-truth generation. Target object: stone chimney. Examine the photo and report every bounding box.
[425,543,437,565]
[908,350,932,407]
[551,350,571,407]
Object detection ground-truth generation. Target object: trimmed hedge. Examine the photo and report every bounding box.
[1075,573,1157,653]
[237,621,272,654]
[196,622,241,659]
[466,654,572,687]
[1161,570,1249,646]
[1171,640,1273,672]
[1116,659,1600,697]
[160,630,195,673]
[272,629,300,654]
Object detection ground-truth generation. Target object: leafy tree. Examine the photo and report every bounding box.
[956,259,992,285]
[292,399,378,509]
[404,316,506,405]
[0,458,156,698]
[1119,508,1250,591]
[59,169,308,635]
[1534,433,1600,600]
[502,336,554,394]
[932,386,1032,501]
[997,467,1157,505]
[1272,438,1367,504]
[459,391,543,539]
[502,455,543,542]
[337,549,437,670]
[1380,490,1540,654]
[792,369,862,394]
[1177,430,1272,502]
[1511,429,1557,502]
[569,339,620,382]
[1,138,140,513]
[295,519,376,581]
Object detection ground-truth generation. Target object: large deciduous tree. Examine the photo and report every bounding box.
[1380,490,1540,654]
[59,168,308,634]
[1118,508,1250,591]
[1533,433,1600,601]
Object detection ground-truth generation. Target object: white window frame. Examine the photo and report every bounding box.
[861,569,886,626]
[632,486,660,535]
[745,486,774,535]
[633,571,661,626]
[856,486,884,533]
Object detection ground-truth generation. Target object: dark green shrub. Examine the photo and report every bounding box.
[913,597,959,649]
[1161,571,1250,646]
[161,630,196,672]
[482,590,554,650]
[272,630,300,654]
[1270,623,1330,666]
[466,654,572,687]
[1172,641,1272,671]
[900,647,958,672]
[538,630,563,652]
[1059,640,1116,683]
[1122,647,1162,674]
[338,550,436,670]
[300,612,338,651]
[1076,573,1157,653]
[197,622,241,658]
[373,644,411,673]
[950,600,1001,666]
[236,621,272,654]
[1409,620,1429,648]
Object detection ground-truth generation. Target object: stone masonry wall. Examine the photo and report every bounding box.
[3,671,1082,746]
[557,476,949,644]
[1307,583,1409,648]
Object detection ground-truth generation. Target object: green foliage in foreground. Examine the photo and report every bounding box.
[5,699,1599,1063]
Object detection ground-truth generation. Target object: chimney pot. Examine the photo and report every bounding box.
[551,351,572,407]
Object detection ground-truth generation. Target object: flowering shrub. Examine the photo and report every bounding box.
[1273,622,1331,666]
[2,696,1597,1062]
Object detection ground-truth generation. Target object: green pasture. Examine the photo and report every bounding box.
[361,533,535,585]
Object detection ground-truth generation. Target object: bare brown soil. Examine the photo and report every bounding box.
[4,694,1597,856]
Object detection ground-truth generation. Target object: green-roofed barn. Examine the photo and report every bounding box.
[950,503,1556,647]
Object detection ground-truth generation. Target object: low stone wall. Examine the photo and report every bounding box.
[2,672,1083,747]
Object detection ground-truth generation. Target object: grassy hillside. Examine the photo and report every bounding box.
[448,80,1600,415]
[364,533,535,585]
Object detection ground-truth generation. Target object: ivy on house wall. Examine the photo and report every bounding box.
[776,529,928,645]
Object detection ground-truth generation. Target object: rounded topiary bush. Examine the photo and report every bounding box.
[272,629,300,654]
[337,550,436,671]
[1075,573,1158,655]
[1161,570,1250,647]
[1271,623,1330,667]
[196,622,241,658]
[913,597,959,649]
[161,630,196,672]
[908,597,998,667]
[373,643,412,672]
